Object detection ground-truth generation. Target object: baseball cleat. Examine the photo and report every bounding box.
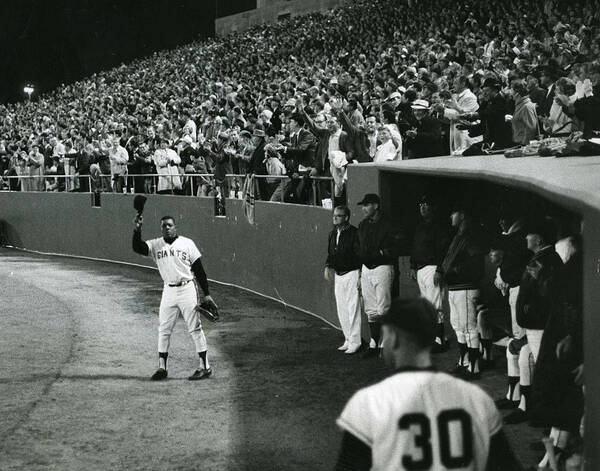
[188,367,212,380]
[338,342,349,351]
[151,368,168,381]
[344,344,361,354]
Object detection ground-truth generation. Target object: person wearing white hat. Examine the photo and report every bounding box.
[444,76,480,155]
[405,100,444,158]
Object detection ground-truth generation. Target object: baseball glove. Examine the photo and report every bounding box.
[195,298,220,323]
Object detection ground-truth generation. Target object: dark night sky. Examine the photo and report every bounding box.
[0,0,228,103]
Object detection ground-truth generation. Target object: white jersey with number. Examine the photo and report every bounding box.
[146,236,201,285]
[337,370,502,471]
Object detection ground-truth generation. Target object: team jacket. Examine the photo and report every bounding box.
[439,223,486,291]
[410,218,451,270]
[499,228,531,287]
[516,245,564,330]
[326,225,362,275]
[358,214,404,269]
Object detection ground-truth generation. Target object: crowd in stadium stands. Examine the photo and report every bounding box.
[1,0,600,200]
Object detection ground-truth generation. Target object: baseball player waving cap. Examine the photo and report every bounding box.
[335,297,523,471]
[132,213,219,381]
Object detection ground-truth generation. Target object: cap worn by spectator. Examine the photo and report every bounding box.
[411,99,430,110]
[482,78,502,90]
[379,297,437,348]
[284,98,297,108]
[387,92,402,101]
[357,193,381,205]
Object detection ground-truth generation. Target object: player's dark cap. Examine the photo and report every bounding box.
[379,297,437,348]
[418,194,437,206]
[357,193,380,205]
[526,218,557,245]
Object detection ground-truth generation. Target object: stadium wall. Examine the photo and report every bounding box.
[215,0,349,36]
[0,193,338,326]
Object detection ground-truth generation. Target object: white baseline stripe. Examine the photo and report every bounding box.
[3,245,341,330]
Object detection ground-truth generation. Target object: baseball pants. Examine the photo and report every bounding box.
[361,264,394,322]
[525,328,544,362]
[158,282,207,353]
[417,265,444,321]
[448,289,480,348]
[509,286,525,339]
[334,270,362,349]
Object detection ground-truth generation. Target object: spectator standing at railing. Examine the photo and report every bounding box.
[76,144,93,193]
[302,101,353,204]
[508,80,540,146]
[247,126,269,201]
[63,140,79,192]
[108,135,129,193]
[279,113,317,204]
[445,76,480,155]
[405,100,444,159]
[26,144,45,192]
[153,138,181,195]
[543,77,578,135]
[50,136,66,161]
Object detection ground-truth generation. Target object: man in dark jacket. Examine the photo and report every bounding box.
[437,205,486,379]
[505,219,563,424]
[280,113,317,204]
[325,205,363,354]
[464,78,514,151]
[357,193,405,358]
[335,104,379,163]
[410,195,451,351]
[301,103,353,204]
[405,100,445,158]
[247,125,268,200]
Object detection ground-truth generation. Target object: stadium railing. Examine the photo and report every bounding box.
[0,173,336,207]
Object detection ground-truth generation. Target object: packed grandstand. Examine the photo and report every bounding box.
[0,0,599,201]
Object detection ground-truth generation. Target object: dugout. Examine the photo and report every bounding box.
[348,154,600,469]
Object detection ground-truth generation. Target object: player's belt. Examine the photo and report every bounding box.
[168,279,193,287]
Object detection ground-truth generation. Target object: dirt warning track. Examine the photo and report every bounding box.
[0,248,539,470]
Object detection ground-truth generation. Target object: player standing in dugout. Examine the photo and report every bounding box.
[133,213,218,381]
[357,193,405,358]
[410,194,452,352]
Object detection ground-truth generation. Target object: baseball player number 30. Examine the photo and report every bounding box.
[399,409,473,469]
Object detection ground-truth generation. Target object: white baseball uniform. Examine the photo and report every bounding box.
[337,370,502,471]
[146,236,207,353]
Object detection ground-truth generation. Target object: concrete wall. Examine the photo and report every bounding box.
[0,193,339,326]
[215,0,348,36]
